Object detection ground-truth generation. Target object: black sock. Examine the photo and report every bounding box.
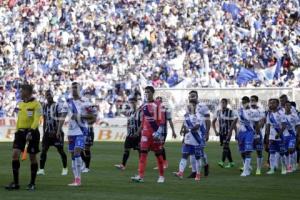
[222,148,227,162]
[297,150,300,163]
[227,147,233,163]
[242,153,246,162]
[81,151,87,166]
[30,163,38,185]
[58,148,67,168]
[268,152,270,165]
[40,151,47,169]
[85,150,91,169]
[12,160,20,185]
[162,148,167,161]
[122,150,130,166]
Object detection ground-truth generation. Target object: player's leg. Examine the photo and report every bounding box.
[68,136,84,186]
[203,151,209,176]
[5,130,29,190]
[241,131,253,176]
[132,135,149,182]
[55,145,68,175]
[174,144,190,178]
[116,136,132,170]
[267,140,276,174]
[194,146,203,181]
[37,140,50,175]
[255,135,263,175]
[154,146,165,183]
[218,134,226,168]
[279,138,288,175]
[27,130,40,190]
[224,140,235,168]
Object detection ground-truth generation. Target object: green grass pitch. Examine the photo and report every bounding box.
[0,142,299,200]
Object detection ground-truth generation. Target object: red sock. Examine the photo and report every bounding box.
[156,155,164,177]
[139,153,148,178]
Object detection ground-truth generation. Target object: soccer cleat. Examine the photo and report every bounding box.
[239,167,244,172]
[173,171,183,179]
[153,166,159,170]
[61,168,68,176]
[81,163,86,172]
[157,176,165,183]
[68,177,81,187]
[281,167,287,175]
[266,169,275,175]
[131,175,144,183]
[225,162,235,168]
[240,171,250,177]
[195,173,201,181]
[187,172,196,178]
[255,169,261,175]
[115,164,126,170]
[5,182,20,190]
[26,183,36,191]
[82,168,90,173]
[204,164,209,176]
[37,169,45,176]
[218,161,224,168]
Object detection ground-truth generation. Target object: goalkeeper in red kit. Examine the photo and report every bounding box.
[131,86,166,183]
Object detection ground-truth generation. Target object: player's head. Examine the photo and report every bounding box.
[71,82,80,97]
[156,96,163,103]
[188,90,198,104]
[250,95,259,107]
[128,96,138,109]
[144,86,155,102]
[45,90,53,103]
[279,94,288,107]
[269,98,279,111]
[221,98,228,109]
[285,101,292,113]
[21,84,33,100]
[241,96,250,108]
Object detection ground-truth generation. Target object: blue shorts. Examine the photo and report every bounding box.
[288,135,296,150]
[253,134,263,151]
[68,135,85,152]
[238,130,254,153]
[182,144,203,158]
[269,140,286,154]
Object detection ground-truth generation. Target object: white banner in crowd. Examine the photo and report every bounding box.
[0,117,220,142]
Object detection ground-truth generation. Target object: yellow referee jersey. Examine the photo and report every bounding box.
[16,98,42,130]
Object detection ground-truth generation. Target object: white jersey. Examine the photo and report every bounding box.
[238,107,261,132]
[196,103,210,135]
[279,106,297,115]
[282,113,300,137]
[266,110,284,141]
[66,98,92,136]
[183,113,202,146]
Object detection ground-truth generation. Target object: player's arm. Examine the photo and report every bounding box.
[265,123,270,143]
[31,102,42,130]
[204,113,211,141]
[56,111,67,139]
[212,116,219,136]
[168,119,177,138]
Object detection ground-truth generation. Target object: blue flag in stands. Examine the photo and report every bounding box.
[236,67,259,86]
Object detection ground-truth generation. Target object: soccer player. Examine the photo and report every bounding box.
[281,101,300,173]
[212,98,237,168]
[131,86,166,183]
[235,96,261,176]
[265,98,287,175]
[65,82,96,186]
[37,90,68,176]
[188,91,210,178]
[250,95,266,175]
[115,96,142,170]
[173,103,204,181]
[5,84,42,191]
[153,96,177,169]
[81,91,98,173]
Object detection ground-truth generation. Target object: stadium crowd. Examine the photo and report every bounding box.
[0,0,300,117]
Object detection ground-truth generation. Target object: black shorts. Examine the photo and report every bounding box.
[124,136,140,150]
[42,132,64,149]
[85,128,94,147]
[13,129,40,154]
[220,134,230,146]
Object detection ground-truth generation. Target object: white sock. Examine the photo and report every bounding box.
[190,155,196,173]
[244,158,251,174]
[280,155,286,170]
[293,152,297,167]
[195,159,202,174]
[179,158,187,173]
[275,152,280,169]
[203,152,208,165]
[75,157,82,178]
[72,159,76,178]
[257,157,263,170]
[270,154,275,171]
[288,154,293,168]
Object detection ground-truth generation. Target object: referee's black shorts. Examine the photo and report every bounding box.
[219,133,231,146]
[42,132,64,149]
[124,136,140,150]
[85,128,95,147]
[13,129,40,154]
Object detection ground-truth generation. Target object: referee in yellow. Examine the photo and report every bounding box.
[5,84,42,191]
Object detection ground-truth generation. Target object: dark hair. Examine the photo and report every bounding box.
[242,96,250,102]
[279,94,288,100]
[128,96,137,101]
[145,86,155,94]
[221,98,228,103]
[189,90,198,97]
[290,101,297,108]
[270,98,280,104]
[250,95,259,102]
[72,82,79,86]
[21,84,33,94]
